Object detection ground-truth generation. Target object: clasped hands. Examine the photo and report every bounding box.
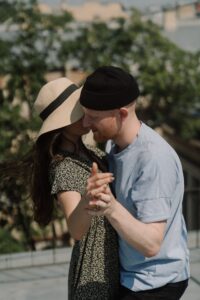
[85,162,116,216]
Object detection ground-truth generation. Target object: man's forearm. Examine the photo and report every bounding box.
[106,200,165,257]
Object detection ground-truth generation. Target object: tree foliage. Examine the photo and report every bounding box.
[0,0,73,158]
[0,0,73,252]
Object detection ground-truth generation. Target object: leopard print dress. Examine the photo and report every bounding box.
[49,147,119,300]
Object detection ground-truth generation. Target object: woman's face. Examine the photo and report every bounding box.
[64,118,90,137]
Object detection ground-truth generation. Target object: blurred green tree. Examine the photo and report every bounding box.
[0,228,26,254]
[0,0,73,251]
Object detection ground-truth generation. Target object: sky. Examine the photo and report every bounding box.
[39,0,179,11]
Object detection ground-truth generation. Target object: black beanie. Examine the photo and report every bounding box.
[80,66,140,110]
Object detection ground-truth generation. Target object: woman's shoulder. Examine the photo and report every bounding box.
[49,156,90,196]
[85,144,105,158]
[50,154,90,173]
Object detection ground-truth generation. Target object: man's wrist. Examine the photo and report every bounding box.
[105,197,118,218]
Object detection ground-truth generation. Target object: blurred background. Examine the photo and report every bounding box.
[0,0,199,298]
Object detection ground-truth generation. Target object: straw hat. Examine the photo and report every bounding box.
[34,77,83,140]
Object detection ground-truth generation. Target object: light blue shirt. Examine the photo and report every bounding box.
[106,123,190,291]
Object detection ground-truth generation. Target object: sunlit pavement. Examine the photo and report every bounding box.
[0,248,199,300]
[0,264,69,300]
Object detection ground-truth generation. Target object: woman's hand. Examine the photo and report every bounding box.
[85,162,116,216]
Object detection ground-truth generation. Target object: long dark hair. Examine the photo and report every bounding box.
[30,129,63,226]
[31,129,108,226]
[0,129,62,227]
[1,129,108,227]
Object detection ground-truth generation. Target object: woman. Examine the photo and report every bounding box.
[31,77,119,299]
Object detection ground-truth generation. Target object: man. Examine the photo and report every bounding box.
[79,66,189,300]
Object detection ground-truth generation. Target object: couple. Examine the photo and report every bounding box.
[32,66,189,300]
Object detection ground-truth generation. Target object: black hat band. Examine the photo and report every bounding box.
[40,84,78,121]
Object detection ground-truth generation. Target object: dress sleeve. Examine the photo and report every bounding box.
[49,158,90,196]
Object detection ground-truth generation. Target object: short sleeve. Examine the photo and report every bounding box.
[49,158,90,196]
[131,154,177,223]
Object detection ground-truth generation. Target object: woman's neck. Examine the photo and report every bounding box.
[60,134,81,153]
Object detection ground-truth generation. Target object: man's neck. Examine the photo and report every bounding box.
[114,118,141,152]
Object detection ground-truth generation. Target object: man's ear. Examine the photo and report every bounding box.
[119,107,128,121]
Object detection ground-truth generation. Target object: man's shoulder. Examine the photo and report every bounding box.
[141,123,178,155]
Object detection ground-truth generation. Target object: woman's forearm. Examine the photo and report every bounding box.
[58,191,93,241]
[67,197,93,240]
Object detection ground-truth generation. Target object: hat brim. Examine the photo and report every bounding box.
[36,87,83,139]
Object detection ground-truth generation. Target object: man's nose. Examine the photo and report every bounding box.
[82,115,91,128]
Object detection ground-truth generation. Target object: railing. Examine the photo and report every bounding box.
[183,188,200,249]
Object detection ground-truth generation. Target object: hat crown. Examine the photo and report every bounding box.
[34,77,74,114]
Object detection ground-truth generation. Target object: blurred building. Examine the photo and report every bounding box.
[144,0,200,52]
[37,0,200,52]
[61,1,128,22]
[39,0,128,22]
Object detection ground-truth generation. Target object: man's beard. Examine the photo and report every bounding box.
[92,130,117,143]
[93,131,108,143]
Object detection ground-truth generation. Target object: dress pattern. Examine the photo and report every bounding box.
[49,146,119,299]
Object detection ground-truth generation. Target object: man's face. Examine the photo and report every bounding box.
[82,107,121,143]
